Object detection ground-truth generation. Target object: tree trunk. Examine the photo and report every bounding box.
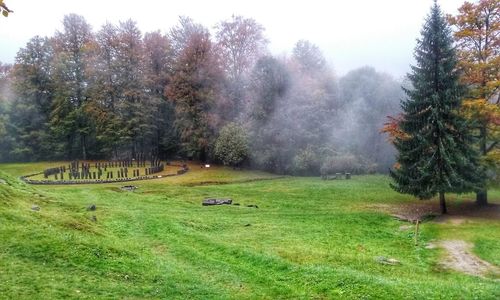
[200,147,207,163]
[476,189,488,206]
[477,124,488,205]
[131,143,136,160]
[81,135,87,160]
[439,192,447,214]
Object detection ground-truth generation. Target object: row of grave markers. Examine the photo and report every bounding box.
[43,160,165,180]
[48,165,166,181]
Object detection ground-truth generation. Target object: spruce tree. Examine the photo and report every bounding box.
[390,2,482,214]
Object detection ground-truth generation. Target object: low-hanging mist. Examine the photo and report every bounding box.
[0,14,402,175]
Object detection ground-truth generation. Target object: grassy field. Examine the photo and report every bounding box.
[0,162,499,299]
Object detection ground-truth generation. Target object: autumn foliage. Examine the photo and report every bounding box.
[448,0,499,190]
[447,0,499,102]
[380,114,408,143]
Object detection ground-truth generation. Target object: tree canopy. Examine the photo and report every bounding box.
[447,0,500,205]
[1,14,402,176]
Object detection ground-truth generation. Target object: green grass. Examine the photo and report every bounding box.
[0,162,499,299]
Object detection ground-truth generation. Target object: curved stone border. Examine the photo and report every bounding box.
[180,176,287,187]
[20,164,188,185]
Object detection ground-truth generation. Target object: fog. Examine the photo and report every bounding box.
[0,13,404,175]
[241,51,401,174]
[0,0,466,77]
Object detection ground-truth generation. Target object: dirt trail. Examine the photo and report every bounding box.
[439,240,499,277]
[368,201,499,277]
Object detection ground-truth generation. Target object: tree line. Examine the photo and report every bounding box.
[0,14,402,175]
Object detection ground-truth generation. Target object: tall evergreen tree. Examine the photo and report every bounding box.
[0,62,12,162]
[9,37,54,161]
[88,22,122,158]
[114,19,148,158]
[390,2,482,214]
[143,31,178,158]
[51,14,94,159]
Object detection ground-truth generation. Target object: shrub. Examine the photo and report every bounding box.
[214,123,249,167]
[292,147,320,175]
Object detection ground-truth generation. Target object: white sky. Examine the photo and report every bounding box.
[0,0,465,77]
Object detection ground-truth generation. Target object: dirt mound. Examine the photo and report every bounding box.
[439,240,499,277]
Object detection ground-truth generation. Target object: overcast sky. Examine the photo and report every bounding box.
[0,0,465,77]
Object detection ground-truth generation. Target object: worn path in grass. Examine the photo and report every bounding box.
[438,240,500,277]
[370,196,500,278]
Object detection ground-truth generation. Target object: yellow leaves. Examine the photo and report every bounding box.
[456,57,500,95]
[449,0,499,101]
[484,148,500,165]
[482,148,500,183]
[461,98,500,161]
[461,99,500,125]
[452,0,499,163]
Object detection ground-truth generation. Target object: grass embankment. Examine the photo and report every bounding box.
[0,163,499,299]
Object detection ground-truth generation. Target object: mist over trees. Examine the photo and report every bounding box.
[337,67,403,173]
[0,14,402,175]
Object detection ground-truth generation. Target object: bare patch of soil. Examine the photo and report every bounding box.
[368,201,500,223]
[439,240,500,277]
[366,202,438,222]
[433,202,500,223]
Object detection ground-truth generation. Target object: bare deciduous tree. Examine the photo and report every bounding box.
[215,15,267,81]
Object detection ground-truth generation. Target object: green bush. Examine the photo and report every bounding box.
[292,147,320,175]
[214,123,249,167]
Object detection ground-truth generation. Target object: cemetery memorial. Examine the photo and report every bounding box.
[21,159,189,185]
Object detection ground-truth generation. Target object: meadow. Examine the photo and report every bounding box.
[0,162,499,299]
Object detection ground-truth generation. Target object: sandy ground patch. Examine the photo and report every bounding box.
[438,240,500,277]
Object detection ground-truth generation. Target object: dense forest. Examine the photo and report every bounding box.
[0,14,403,174]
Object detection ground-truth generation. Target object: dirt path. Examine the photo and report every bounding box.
[367,201,499,277]
[439,240,499,277]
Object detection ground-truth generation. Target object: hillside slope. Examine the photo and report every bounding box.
[0,166,499,299]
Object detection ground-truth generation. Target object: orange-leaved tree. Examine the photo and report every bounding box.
[381,114,408,145]
[380,114,407,171]
[447,0,500,206]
